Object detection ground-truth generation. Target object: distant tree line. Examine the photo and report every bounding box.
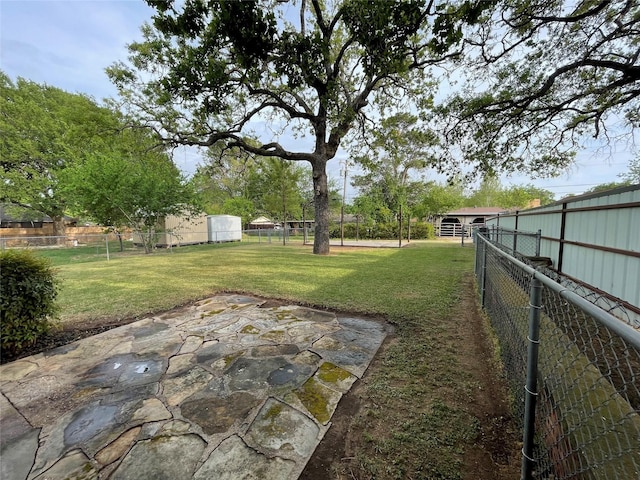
[3,0,637,254]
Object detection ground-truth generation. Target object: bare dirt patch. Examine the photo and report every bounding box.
[455,275,521,480]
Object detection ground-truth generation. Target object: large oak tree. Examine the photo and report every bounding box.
[107,0,490,254]
[0,72,119,236]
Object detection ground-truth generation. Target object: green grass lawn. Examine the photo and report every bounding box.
[51,241,473,324]
[45,241,493,479]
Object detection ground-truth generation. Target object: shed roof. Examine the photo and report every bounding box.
[445,207,506,216]
[249,216,274,225]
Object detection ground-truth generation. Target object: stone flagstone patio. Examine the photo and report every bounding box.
[0,295,388,480]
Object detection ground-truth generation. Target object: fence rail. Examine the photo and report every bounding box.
[435,223,473,237]
[475,231,640,480]
[483,226,542,258]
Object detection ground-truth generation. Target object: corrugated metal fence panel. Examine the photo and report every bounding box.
[483,185,639,310]
[486,205,564,263]
[519,206,563,263]
[620,257,640,308]
[561,243,640,311]
[495,215,517,229]
[562,189,640,309]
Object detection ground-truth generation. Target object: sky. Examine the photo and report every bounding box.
[0,0,635,201]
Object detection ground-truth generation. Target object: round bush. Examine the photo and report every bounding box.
[1,250,59,356]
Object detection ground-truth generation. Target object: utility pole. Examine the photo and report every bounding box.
[340,160,349,247]
[398,203,402,248]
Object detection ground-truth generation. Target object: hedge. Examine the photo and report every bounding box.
[329,222,435,240]
[1,250,59,356]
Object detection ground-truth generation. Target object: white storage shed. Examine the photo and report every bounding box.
[132,213,209,247]
[207,215,242,242]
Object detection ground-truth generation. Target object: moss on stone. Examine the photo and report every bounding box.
[255,401,287,436]
[317,362,352,384]
[64,462,97,480]
[223,351,244,366]
[264,401,284,420]
[296,378,330,424]
[276,311,295,321]
[262,330,286,341]
[240,324,260,334]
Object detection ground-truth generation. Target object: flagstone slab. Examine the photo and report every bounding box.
[0,295,388,480]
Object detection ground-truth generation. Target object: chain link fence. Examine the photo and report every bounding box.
[0,233,138,260]
[0,228,315,263]
[482,225,542,258]
[483,226,640,328]
[475,231,640,480]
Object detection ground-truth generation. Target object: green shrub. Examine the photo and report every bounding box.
[1,250,59,356]
[331,222,435,240]
[411,222,435,239]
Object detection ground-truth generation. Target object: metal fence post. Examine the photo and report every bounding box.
[535,229,541,257]
[480,235,488,307]
[521,276,543,480]
[105,234,110,262]
[483,237,488,301]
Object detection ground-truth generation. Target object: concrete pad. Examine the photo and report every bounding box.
[0,295,388,479]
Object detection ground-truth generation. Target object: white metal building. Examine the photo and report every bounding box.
[207,215,242,242]
[144,213,209,246]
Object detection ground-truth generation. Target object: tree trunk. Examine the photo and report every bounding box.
[116,231,124,252]
[142,228,154,254]
[52,215,66,245]
[312,159,330,255]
